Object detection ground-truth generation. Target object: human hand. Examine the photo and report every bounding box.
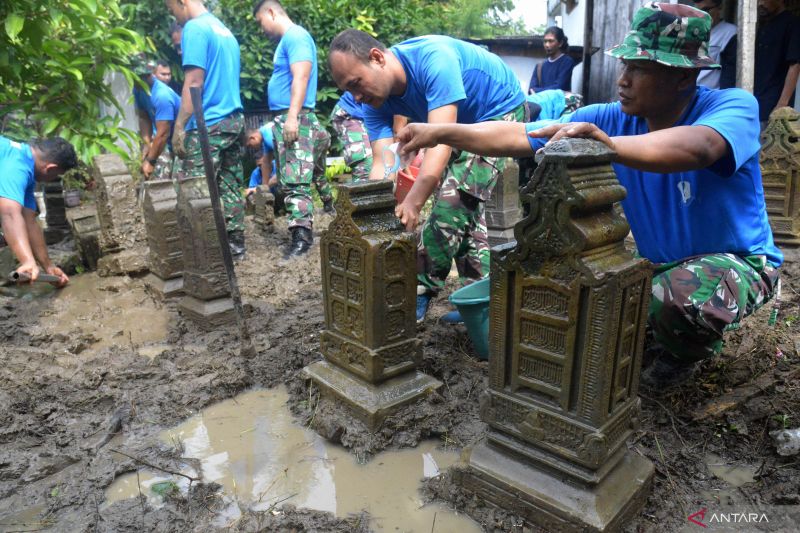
[141,160,154,180]
[45,265,69,288]
[528,122,615,153]
[15,261,39,284]
[283,115,299,145]
[395,199,421,231]
[172,129,187,159]
[268,175,278,187]
[396,123,438,156]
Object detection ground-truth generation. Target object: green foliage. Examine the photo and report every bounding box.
[0,0,147,164]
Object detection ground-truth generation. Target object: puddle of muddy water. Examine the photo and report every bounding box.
[705,453,757,487]
[105,387,481,532]
[37,274,170,355]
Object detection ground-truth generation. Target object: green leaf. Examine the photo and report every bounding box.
[43,117,60,135]
[5,13,24,40]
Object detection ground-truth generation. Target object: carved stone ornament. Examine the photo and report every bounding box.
[760,107,800,247]
[461,138,655,532]
[142,180,184,298]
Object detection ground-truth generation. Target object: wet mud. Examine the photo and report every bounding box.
[2,212,799,531]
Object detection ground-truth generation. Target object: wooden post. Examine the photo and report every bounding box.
[737,0,757,93]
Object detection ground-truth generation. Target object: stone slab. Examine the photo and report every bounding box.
[487,228,516,248]
[144,273,184,299]
[303,360,442,430]
[178,295,236,330]
[462,439,654,532]
[97,247,149,277]
[485,208,520,228]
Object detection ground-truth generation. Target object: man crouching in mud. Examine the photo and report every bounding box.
[396,2,781,391]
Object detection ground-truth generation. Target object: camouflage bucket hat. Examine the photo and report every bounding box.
[606,2,720,69]
[132,55,156,76]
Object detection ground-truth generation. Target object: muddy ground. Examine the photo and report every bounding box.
[1,210,799,532]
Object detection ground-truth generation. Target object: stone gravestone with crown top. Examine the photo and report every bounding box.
[485,159,521,247]
[142,180,184,299]
[455,138,654,532]
[175,177,235,329]
[761,107,800,248]
[303,180,441,431]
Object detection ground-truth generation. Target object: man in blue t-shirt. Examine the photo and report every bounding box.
[165,0,246,259]
[329,30,527,323]
[0,136,77,286]
[135,59,181,181]
[244,125,278,194]
[254,0,333,259]
[330,91,373,181]
[396,3,782,389]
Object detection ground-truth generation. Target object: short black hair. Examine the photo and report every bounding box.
[329,29,386,64]
[169,22,182,35]
[156,59,170,68]
[253,0,284,17]
[30,138,78,170]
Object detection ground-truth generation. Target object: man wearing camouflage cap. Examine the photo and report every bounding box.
[396,2,782,389]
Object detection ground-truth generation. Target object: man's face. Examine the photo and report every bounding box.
[616,60,687,118]
[758,0,783,18]
[543,33,560,57]
[694,1,721,25]
[329,50,391,108]
[165,0,188,25]
[255,7,280,39]
[34,163,64,183]
[154,65,172,84]
[171,30,182,55]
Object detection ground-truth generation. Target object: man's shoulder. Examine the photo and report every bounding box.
[696,86,757,112]
[286,24,314,43]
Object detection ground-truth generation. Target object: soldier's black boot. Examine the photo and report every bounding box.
[228,230,246,261]
[284,227,313,259]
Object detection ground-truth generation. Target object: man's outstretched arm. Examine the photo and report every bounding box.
[397,121,534,158]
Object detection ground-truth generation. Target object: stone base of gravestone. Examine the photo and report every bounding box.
[178,295,236,330]
[304,360,441,431]
[69,213,101,271]
[253,185,275,233]
[144,273,184,299]
[97,248,148,277]
[458,440,653,532]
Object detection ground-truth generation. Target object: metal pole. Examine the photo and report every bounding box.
[189,86,255,358]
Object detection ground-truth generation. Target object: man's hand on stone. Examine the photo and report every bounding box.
[395,199,421,232]
[528,122,615,152]
[45,265,69,288]
[172,129,187,159]
[397,123,438,155]
[141,160,155,180]
[284,115,299,145]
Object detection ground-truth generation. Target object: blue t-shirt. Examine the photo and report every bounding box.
[268,25,317,111]
[526,89,567,120]
[150,79,181,147]
[336,91,364,120]
[525,87,782,266]
[134,85,156,135]
[0,136,37,211]
[364,36,525,141]
[529,54,576,93]
[182,12,242,130]
[258,125,274,156]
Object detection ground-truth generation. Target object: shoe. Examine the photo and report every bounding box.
[283,227,313,259]
[322,197,335,214]
[416,289,433,323]
[228,230,246,261]
[640,350,697,390]
[440,310,464,324]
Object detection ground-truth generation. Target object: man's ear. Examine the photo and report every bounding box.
[44,163,60,177]
[368,48,385,67]
[677,68,700,91]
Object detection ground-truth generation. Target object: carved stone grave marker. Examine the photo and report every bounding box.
[252,185,275,233]
[303,180,441,430]
[176,177,235,329]
[761,107,800,247]
[143,180,184,298]
[43,182,70,244]
[485,159,521,247]
[457,139,654,532]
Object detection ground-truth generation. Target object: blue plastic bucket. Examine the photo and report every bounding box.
[449,278,491,360]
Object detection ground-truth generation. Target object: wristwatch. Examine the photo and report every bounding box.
[147,158,158,165]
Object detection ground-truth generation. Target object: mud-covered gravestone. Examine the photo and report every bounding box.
[761,107,800,247]
[142,180,184,298]
[304,180,441,432]
[456,139,654,532]
[176,177,235,329]
[485,159,521,247]
[92,154,148,276]
[252,185,275,233]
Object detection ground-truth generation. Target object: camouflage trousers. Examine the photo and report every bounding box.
[649,253,780,362]
[418,103,527,292]
[175,113,245,233]
[331,104,372,181]
[152,149,175,181]
[272,111,332,230]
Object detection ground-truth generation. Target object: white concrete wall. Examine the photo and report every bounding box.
[547,0,586,46]
[99,71,138,152]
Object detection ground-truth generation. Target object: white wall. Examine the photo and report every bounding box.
[547,0,586,46]
[99,71,138,152]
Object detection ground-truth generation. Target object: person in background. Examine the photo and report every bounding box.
[754,0,800,123]
[693,0,737,89]
[244,126,277,196]
[133,57,156,157]
[0,136,77,286]
[529,26,576,94]
[330,91,372,181]
[170,22,183,56]
[137,59,181,181]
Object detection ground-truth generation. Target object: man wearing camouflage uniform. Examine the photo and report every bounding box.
[328,30,527,322]
[331,91,372,181]
[165,0,246,259]
[254,0,332,258]
[396,2,781,388]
